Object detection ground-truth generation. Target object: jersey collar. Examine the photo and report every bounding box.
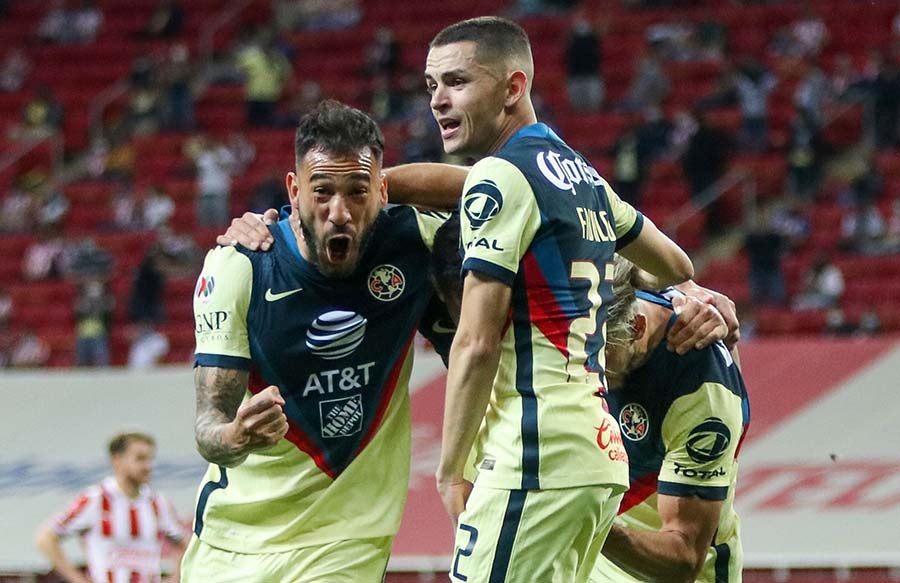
[504,122,564,148]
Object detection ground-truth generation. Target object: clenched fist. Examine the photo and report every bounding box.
[229,385,289,452]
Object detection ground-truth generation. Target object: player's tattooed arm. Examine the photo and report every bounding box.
[194,367,288,467]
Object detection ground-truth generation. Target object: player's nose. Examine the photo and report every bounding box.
[327,195,351,225]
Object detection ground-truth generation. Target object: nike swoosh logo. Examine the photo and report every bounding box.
[431,320,456,334]
[265,288,303,302]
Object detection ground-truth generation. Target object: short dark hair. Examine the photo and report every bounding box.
[430,16,532,69]
[294,100,384,167]
[108,431,155,457]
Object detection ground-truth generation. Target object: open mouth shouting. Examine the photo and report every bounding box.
[438,117,461,140]
[325,234,353,264]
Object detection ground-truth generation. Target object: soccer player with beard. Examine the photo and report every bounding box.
[182,100,451,582]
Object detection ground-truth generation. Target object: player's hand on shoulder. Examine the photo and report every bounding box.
[229,385,289,451]
[215,209,279,251]
[671,281,740,350]
[667,295,728,355]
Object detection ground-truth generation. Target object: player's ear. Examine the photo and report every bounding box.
[506,70,529,108]
[379,174,389,205]
[286,172,300,209]
[631,314,647,341]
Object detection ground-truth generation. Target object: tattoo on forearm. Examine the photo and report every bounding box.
[194,367,250,467]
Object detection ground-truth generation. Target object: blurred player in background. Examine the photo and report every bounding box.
[594,257,749,583]
[35,431,186,583]
[425,17,693,582]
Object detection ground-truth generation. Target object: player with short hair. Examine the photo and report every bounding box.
[181,100,452,582]
[35,431,186,583]
[426,16,694,582]
[594,258,749,583]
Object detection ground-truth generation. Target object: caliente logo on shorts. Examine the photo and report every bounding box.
[368,264,405,301]
[305,311,367,360]
[463,180,503,229]
[686,417,731,463]
[619,403,650,441]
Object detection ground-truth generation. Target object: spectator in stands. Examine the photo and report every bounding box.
[733,59,776,152]
[128,320,170,368]
[103,132,137,181]
[620,44,669,112]
[6,328,51,368]
[369,74,405,123]
[873,56,900,148]
[681,109,734,231]
[884,197,900,247]
[790,5,828,58]
[72,0,103,44]
[250,171,287,214]
[22,228,66,281]
[236,31,292,127]
[36,0,74,44]
[13,85,64,140]
[793,252,844,310]
[825,307,855,336]
[365,27,402,78]
[403,115,443,163]
[67,238,114,280]
[787,113,823,199]
[111,180,140,230]
[289,0,361,31]
[795,58,830,132]
[745,205,786,305]
[127,57,162,135]
[0,49,31,93]
[841,201,887,254]
[141,184,175,230]
[612,124,646,206]
[73,279,114,367]
[771,199,810,250]
[161,43,195,131]
[127,234,198,325]
[0,184,37,233]
[287,80,322,122]
[185,135,237,227]
[564,11,604,112]
[830,53,862,98]
[142,0,183,39]
[0,288,11,327]
[36,185,70,231]
[847,156,885,206]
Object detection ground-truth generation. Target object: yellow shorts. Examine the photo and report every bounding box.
[181,534,391,583]
[450,484,623,583]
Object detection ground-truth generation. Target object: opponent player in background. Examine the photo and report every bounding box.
[594,258,749,583]
[425,17,693,582]
[35,431,186,583]
[182,101,455,582]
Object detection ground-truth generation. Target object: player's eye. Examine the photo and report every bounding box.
[425,82,436,94]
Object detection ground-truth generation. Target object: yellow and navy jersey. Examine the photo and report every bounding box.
[459,123,642,491]
[600,291,750,583]
[192,206,446,553]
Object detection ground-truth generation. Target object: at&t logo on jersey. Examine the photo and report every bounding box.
[463,180,503,229]
[686,417,731,463]
[368,264,405,301]
[536,150,604,193]
[195,275,215,304]
[306,311,367,360]
[619,403,650,441]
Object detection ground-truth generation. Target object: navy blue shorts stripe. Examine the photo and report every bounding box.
[488,490,527,583]
[193,466,228,536]
[714,542,731,583]
[512,282,540,490]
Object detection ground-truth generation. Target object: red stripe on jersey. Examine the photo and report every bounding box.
[355,332,415,457]
[248,369,338,479]
[57,494,91,527]
[619,472,658,514]
[130,505,140,537]
[101,489,112,537]
[522,250,572,359]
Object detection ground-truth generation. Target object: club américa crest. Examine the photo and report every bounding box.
[368,264,405,302]
[619,403,650,441]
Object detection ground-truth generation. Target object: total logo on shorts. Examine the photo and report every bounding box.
[368,264,405,301]
[619,403,650,441]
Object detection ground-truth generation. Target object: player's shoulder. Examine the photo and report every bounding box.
[380,205,451,250]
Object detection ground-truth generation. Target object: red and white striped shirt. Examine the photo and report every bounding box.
[51,477,184,583]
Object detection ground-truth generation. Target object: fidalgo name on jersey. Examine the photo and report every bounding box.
[575,207,616,243]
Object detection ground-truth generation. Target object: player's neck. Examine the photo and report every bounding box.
[485,104,538,155]
[115,476,142,499]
